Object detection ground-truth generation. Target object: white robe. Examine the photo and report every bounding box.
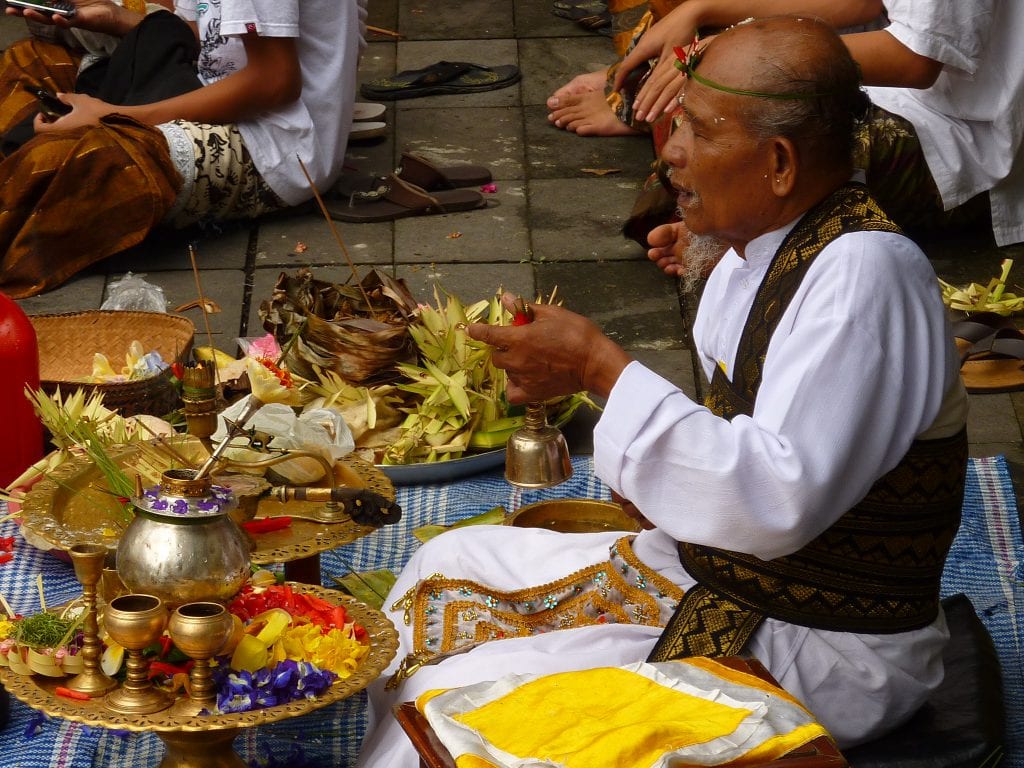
[357,223,968,766]
[865,0,1024,246]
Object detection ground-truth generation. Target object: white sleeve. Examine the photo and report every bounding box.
[593,231,959,561]
[881,0,995,75]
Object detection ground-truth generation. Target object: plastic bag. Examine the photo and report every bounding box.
[211,398,355,484]
[101,272,167,313]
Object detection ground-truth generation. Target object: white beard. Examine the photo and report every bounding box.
[681,233,727,293]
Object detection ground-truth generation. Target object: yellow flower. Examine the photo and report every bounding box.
[279,623,368,679]
[0,619,14,641]
[245,357,304,407]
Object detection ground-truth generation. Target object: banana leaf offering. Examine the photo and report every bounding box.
[259,268,420,385]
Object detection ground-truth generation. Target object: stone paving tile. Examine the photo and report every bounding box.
[524,105,653,179]
[398,0,513,40]
[519,36,617,107]
[535,260,683,350]
[255,213,393,269]
[528,177,648,261]
[394,185,528,263]
[395,105,524,181]
[395,261,535,306]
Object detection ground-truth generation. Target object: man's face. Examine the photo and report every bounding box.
[660,61,773,250]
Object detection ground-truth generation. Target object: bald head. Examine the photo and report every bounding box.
[696,16,868,172]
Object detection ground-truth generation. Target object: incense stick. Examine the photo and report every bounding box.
[188,244,221,386]
[295,154,376,312]
[367,24,403,39]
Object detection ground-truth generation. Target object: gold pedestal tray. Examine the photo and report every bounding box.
[0,588,399,768]
[17,436,395,581]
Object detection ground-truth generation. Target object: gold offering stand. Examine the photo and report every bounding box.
[17,435,396,585]
[0,585,399,768]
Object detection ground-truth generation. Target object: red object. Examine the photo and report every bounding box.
[0,291,43,488]
[55,686,91,701]
[243,517,293,534]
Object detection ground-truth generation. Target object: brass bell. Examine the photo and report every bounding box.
[505,401,572,488]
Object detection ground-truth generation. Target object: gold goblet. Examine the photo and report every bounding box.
[167,602,234,717]
[65,543,118,696]
[103,594,172,715]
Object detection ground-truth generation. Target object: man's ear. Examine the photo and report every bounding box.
[767,137,798,197]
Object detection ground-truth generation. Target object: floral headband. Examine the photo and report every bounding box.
[673,33,840,101]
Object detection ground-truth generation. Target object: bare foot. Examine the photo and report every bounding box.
[547,90,640,136]
[548,68,608,106]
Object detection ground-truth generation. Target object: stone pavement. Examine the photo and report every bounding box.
[4,1,1023,502]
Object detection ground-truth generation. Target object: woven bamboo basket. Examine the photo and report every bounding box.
[30,310,195,417]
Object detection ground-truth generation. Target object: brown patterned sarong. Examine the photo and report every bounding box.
[0,115,180,298]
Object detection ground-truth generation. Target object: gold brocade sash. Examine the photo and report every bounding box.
[649,184,968,662]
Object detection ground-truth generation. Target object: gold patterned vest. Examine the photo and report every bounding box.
[648,184,968,662]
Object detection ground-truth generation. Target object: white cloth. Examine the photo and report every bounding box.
[864,0,1024,246]
[174,0,359,205]
[357,224,967,766]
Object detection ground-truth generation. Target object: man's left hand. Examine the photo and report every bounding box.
[34,92,114,132]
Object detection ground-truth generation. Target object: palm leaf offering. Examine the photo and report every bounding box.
[303,288,598,465]
[939,258,1024,315]
[258,268,420,384]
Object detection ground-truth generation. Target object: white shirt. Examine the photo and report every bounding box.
[174,0,359,205]
[865,0,1024,246]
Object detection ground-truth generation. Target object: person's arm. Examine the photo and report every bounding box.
[38,31,301,131]
[843,29,943,88]
[4,0,145,36]
[616,0,885,122]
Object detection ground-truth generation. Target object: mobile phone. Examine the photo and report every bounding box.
[23,85,72,118]
[5,0,77,18]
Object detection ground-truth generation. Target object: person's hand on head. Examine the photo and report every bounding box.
[613,4,700,117]
[466,292,632,404]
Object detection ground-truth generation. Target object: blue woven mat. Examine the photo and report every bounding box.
[941,455,1023,768]
[0,454,1019,767]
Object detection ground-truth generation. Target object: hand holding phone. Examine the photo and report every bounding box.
[5,0,77,17]
[23,85,73,119]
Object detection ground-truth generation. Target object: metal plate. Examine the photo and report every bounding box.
[0,587,398,733]
[18,436,396,565]
[377,448,505,485]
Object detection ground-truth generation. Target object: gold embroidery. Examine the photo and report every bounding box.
[408,536,684,658]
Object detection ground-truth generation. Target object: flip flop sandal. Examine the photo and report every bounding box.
[952,312,1017,356]
[959,326,1024,393]
[349,121,387,141]
[577,11,612,31]
[326,173,486,223]
[360,61,521,101]
[354,102,386,121]
[396,151,492,190]
[551,0,607,19]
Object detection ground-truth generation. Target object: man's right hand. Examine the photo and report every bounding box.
[6,0,140,36]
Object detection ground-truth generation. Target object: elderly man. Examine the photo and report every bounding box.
[357,16,967,766]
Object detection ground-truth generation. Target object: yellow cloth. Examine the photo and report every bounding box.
[416,657,832,768]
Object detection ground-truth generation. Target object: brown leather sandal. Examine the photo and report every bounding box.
[396,151,492,190]
[326,173,486,223]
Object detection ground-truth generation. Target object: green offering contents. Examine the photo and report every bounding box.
[332,569,398,610]
[412,506,508,544]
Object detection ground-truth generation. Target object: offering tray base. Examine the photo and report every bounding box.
[0,588,399,768]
